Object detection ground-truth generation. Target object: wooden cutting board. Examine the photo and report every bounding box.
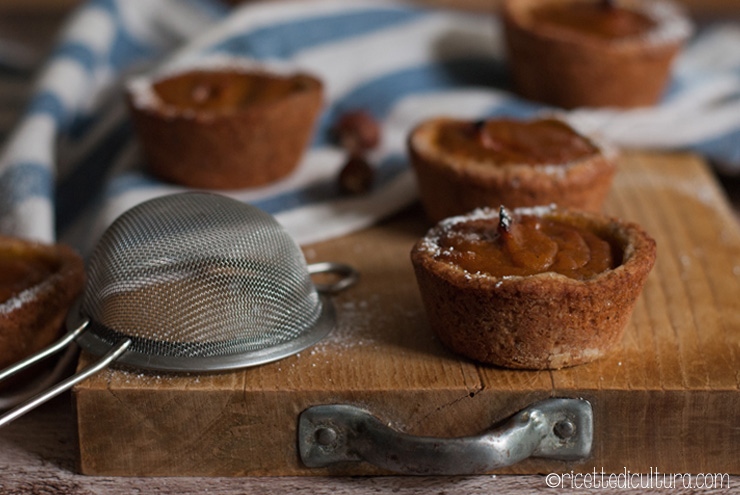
[73,151,740,477]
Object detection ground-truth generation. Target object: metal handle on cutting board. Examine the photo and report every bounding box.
[299,398,592,475]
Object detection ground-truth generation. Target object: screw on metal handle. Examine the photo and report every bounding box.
[299,398,592,475]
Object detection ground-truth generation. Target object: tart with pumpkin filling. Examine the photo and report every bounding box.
[408,116,616,222]
[0,237,84,388]
[502,0,692,108]
[410,206,656,369]
[127,65,323,189]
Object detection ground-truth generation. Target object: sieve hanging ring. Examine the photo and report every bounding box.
[309,262,359,294]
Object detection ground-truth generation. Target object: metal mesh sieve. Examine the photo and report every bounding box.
[0,192,356,426]
[75,192,328,370]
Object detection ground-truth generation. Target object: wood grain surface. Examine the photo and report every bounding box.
[4,152,737,494]
[2,2,740,493]
[73,151,740,478]
[2,396,738,493]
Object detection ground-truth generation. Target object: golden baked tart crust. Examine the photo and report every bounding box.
[502,0,693,109]
[410,206,656,370]
[0,237,85,385]
[127,67,324,189]
[408,117,617,222]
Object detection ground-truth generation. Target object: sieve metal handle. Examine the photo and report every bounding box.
[0,319,89,384]
[0,338,131,427]
[308,262,359,294]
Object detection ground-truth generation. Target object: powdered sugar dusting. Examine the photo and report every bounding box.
[536,164,568,178]
[0,277,53,315]
[127,76,160,111]
[638,0,694,46]
[313,294,382,351]
[417,204,557,256]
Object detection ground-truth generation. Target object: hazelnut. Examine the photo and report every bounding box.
[338,155,374,195]
[332,110,381,153]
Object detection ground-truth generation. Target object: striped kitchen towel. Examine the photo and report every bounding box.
[1,0,740,253]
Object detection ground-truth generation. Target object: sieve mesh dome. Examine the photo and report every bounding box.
[78,192,324,367]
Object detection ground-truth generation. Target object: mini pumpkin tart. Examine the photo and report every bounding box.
[126,64,324,189]
[410,205,656,369]
[502,0,692,109]
[0,237,85,388]
[407,116,616,222]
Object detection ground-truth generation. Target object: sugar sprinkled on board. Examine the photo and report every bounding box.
[315,294,382,351]
[0,277,54,315]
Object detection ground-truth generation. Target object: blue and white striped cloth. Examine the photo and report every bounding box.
[2,0,740,253]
